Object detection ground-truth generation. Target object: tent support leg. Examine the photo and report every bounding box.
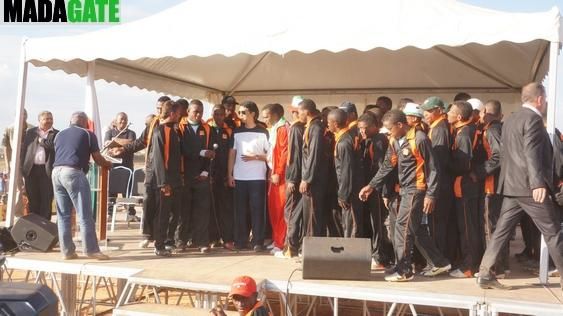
[542,40,560,284]
[6,38,29,227]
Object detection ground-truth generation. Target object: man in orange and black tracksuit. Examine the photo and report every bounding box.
[447,101,481,278]
[121,100,182,256]
[360,110,450,281]
[472,100,508,275]
[420,97,456,263]
[177,99,215,253]
[207,104,235,250]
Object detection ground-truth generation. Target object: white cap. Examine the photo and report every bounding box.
[467,98,483,111]
[291,96,304,108]
[403,102,423,118]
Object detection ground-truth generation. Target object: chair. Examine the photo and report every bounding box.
[108,166,132,232]
[129,168,146,232]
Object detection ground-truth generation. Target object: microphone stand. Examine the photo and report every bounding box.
[209,143,224,245]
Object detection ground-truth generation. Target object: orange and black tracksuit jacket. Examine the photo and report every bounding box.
[334,128,357,203]
[178,118,213,181]
[428,117,453,182]
[368,127,438,199]
[302,116,328,186]
[473,121,502,195]
[207,119,232,181]
[124,118,182,189]
[449,121,479,199]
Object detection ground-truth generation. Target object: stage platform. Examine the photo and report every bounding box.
[2,224,563,315]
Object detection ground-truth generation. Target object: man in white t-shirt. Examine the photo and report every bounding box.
[228,101,270,252]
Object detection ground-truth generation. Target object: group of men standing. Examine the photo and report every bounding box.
[8,80,561,292]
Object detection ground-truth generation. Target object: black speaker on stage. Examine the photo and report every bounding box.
[0,282,58,315]
[11,214,58,252]
[302,237,371,280]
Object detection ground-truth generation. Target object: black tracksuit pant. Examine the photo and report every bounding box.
[177,179,211,247]
[302,184,327,237]
[210,180,234,243]
[394,190,449,275]
[284,188,304,252]
[153,187,180,250]
[454,195,481,272]
[483,193,509,273]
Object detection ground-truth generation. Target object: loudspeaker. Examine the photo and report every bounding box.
[302,237,371,280]
[0,282,58,315]
[11,214,58,252]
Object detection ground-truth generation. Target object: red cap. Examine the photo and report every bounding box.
[229,276,257,297]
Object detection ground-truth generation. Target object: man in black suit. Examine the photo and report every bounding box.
[478,82,563,291]
[21,111,58,220]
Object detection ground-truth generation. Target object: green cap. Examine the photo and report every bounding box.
[420,96,445,111]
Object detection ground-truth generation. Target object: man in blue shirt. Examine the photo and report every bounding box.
[52,112,112,260]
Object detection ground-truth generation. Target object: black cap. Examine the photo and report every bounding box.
[339,101,357,114]
[221,95,238,105]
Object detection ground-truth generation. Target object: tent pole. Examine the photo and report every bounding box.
[84,61,108,243]
[541,41,560,284]
[6,38,29,227]
[85,61,102,145]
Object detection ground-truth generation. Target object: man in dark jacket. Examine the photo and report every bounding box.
[21,111,58,220]
[104,112,138,221]
[478,83,563,291]
[421,97,456,263]
[328,109,358,237]
[299,99,329,237]
[357,112,394,268]
[275,111,306,258]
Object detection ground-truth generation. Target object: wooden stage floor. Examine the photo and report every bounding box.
[3,222,563,315]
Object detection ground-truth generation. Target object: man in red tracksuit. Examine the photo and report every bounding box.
[262,103,290,253]
[359,110,450,282]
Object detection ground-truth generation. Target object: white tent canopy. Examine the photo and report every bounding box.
[24,0,562,100]
[6,0,563,284]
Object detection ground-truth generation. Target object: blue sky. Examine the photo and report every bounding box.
[0,0,562,136]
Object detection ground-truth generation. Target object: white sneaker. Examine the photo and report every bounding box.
[266,243,275,250]
[139,239,151,248]
[449,268,472,278]
[384,272,414,282]
[270,247,282,254]
[421,264,451,277]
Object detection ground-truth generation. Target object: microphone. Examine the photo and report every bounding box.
[213,143,219,150]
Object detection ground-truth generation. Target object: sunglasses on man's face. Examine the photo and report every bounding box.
[238,110,247,115]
